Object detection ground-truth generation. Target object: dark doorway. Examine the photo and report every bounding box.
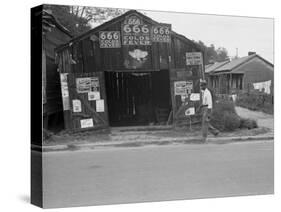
[105,70,171,126]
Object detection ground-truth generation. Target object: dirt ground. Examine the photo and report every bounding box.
[43,106,273,146]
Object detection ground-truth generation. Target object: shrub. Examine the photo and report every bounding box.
[210,100,241,131]
[240,118,258,129]
[236,92,273,114]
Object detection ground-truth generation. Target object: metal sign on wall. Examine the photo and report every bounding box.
[99,31,121,48]
[186,52,203,65]
[122,14,152,45]
[152,25,171,42]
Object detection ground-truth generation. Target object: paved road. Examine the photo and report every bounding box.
[41,141,274,208]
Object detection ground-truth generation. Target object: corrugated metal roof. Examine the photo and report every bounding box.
[205,60,229,73]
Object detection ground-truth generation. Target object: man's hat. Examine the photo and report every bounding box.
[200,79,207,85]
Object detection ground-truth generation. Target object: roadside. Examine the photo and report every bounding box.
[235,106,274,136]
[34,106,274,152]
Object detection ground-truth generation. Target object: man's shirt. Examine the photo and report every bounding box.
[201,88,213,109]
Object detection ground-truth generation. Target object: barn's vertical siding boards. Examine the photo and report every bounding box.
[56,10,205,131]
[42,9,72,131]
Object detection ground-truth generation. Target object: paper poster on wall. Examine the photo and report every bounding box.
[174,81,187,95]
[186,80,193,94]
[80,118,94,128]
[60,73,70,110]
[186,52,203,65]
[96,99,105,112]
[90,77,100,91]
[88,91,100,101]
[76,77,100,93]
[185,107,195,116]
[72,99,82,112]
[190,93,201,101]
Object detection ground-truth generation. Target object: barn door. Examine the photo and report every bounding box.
[62,72,109,131]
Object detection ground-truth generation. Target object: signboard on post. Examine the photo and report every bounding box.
[152,25,171,42]
[186,52,203,65]
[99,31,121,48]
[122,15,151,45]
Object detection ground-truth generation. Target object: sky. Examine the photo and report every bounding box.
[142,10,274,63]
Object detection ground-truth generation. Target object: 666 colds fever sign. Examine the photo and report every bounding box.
[99,31,121,48]
[122,15,151,45]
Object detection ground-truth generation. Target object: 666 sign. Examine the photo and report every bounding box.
[99,31,121,48]
[152,25,171,42]
[123,24,150,34]
[122,23,151,45]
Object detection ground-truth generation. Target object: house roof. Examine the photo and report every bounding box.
[205,60,229,73]
[56,9,202,52]
[209,54,273,74]
[215,54,256,72]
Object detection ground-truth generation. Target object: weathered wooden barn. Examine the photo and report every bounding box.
[206,52,274,95]
[56,10,205,131]
[42,10,72,131]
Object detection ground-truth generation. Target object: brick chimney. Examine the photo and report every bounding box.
[248,51,256,56]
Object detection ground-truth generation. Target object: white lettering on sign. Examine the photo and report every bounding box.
[99,31,121,48]
[186,52,203,65]
[152,25,171,42]
[122,15,151,45]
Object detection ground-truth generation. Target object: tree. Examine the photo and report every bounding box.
[45,5,127,36]
[194,40,229,64]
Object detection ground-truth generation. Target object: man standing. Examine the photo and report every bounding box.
[199,80,219,142]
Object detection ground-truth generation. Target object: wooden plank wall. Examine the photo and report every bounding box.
[44,27,71,116]
[56,14,204,130]
[66,72,109,131]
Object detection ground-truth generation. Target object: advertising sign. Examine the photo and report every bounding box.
[72,99,82,112]
[122,15,151,45]
[99,31,121,48]
[174,81,187,96]
[80,118,94,128]
[88,91,100,101]
[186,52,203,65]
[152,25,171,42]
[186,80,193,94]
[185,107,195,116]
[76,77,100,93]
[96,99,105,112]
[60,73,70,110]
[90,77,100,91]
[190,93,200,101]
